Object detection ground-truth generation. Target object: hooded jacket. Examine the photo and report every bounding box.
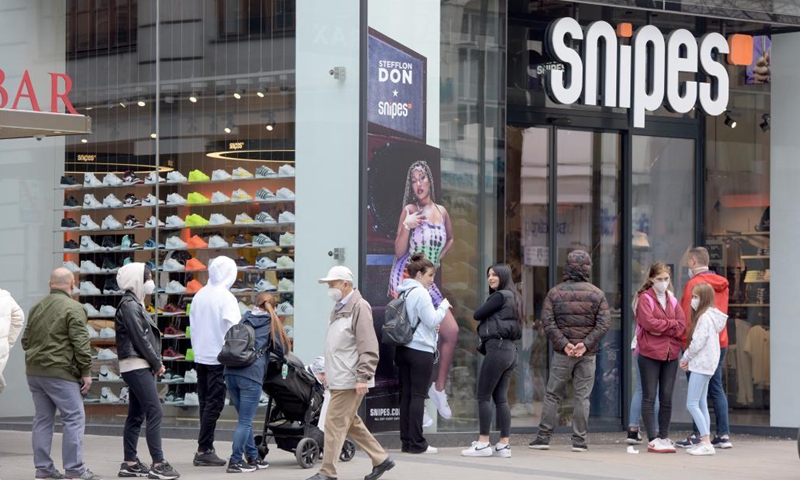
[635,288,686,361]
[0,289,24,393]
[115,263,162,373]
[541,250,611,355]
[682,307,727,376]
[397,279,447,354]
[190,256,241,365]
[224,309,285,385]
[681,270,729,349]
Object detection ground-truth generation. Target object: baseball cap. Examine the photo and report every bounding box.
[318,266,354,283]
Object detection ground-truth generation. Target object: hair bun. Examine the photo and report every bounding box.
[410,253,426,262]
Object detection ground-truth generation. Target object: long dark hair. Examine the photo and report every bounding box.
[488,263,524,325]
[402,160,436,206]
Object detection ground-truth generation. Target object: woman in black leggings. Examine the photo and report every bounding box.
[461,264,522,458]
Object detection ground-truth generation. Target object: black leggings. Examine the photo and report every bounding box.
[477,339,517,437]
[121,368,164,463]
[396,346,434,453]
[638,355,679,441]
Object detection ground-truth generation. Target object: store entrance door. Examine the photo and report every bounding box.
[505,125,623,429]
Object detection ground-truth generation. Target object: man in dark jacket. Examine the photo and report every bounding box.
[529,250,610,452]
[22,268,102,480]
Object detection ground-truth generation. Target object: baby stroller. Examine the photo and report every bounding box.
[255,353,356,468]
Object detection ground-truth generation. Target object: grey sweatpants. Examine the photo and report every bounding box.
[536,353,597,445]
[27,375,86,477]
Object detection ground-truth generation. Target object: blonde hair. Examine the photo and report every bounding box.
[688,283,716,341]
[688,247,710,267]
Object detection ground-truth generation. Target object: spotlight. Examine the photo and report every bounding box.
[80,138,88,144]
[233,89,244,100]
[137,97,147,107]
[150,132,157,139]
[724,111,736,129]
[760,114,770,132]
[189,92,199,103]
[224,119,234,134]
[119,99,128,108]
[265,123,274,131]
[255,86,267,98]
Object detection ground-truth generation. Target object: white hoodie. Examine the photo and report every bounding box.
[0,289,24,393]
[189,256,241,365]
[682,307,727,376]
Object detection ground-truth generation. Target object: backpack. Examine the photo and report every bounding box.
[217,321,263,368]
[381,288,419,346]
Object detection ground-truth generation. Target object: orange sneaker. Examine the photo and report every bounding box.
[187,235,208,249]
[187,279,203,294]
[186,258,207,271]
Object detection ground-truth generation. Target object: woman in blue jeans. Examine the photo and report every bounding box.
[224,293,288,473]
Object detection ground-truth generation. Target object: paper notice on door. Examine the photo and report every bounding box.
[524,246,548,266]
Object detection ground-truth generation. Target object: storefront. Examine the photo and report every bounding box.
[0,0,797,437]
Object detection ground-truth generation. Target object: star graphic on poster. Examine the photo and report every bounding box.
[393,89,398,97]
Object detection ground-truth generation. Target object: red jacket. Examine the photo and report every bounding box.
[680,271,729,349]
[635,289,687,362]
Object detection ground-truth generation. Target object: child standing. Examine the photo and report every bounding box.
[680,283,727,456]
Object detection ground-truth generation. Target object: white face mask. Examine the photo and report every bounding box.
[652,280,669,294]
[327,288,343,302]
[688,267,696,279]
[691,297,700,311]
[143,280,156,295]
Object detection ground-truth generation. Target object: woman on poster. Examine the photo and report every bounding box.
[390,160,457,420]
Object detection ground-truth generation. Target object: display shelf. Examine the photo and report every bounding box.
[79,293,126,297]
[743,280,769,284]
[729,304,770,307]
[66,198,295,213]
[157,267,294,275]
[56,226,157,234]
[707,232,770,238]
[60,175,295,191]
[741,255,770,260]
[158,223,294,231]
[90,339,117,346]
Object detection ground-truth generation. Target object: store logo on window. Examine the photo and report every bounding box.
[545,18,752,128]
[0,69,78,114]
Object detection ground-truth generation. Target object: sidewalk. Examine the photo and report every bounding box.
[0,431,797,480]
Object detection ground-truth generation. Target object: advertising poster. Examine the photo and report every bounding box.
[362,1,440,432]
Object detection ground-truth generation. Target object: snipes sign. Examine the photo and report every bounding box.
[545,18,753,128]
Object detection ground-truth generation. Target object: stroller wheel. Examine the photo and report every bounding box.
[340,439,356,462]
[296,438,319,469]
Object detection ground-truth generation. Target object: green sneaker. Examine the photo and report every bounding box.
[185,214,209,227]
[188,169,210,182]
[187,192,210,205]
[185,348,194,361]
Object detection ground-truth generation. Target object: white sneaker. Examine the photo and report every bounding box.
[255,165,277,178]
[278,278,294,292]
[647,438,677,454]
[276,256,294,269]
[232,167,254,179]
[84,303,101,317]
[184,392,200,406]
[688,443,715,456]
[165,215,185,228]
[80,281,102,295]
[87,324,99,338]
[209,214,232,225]
[166,193,187,205]
[101,215,123,230]
[165,236,188,250]
[254,234,277,247]
[493,443,512,458]
[212,169,231,181]
[276,187,295,200]
[166,280,187,294]
[119,386,129,403]
[103,194,124,208]
[276,302,294,315]
[142,193,164,206]
[163,258,185,272]
[208,235,230,248]
[428,384,452,419]
[99,305,117,316]
[80,215,101,231]
[254,279,277,292]
[256,257,277,270]
[278,164,295,177]
[231,189,253,202]
[211,191,231,203]
[100,386,120,403]
[145,216,165,228]
[145,172,166,184]
[254,212,276,224]
[63,261,81,273]
[80,260,102,274]
[461,441,492,457]
[279,232,294,247]
[102,173,124,187]
[184,369,198,383]
[259,391,269,406]
[97,348,118,361]
[99,365,120,382]
[84,172,102,187]
[423,410,433,427]
[423,446,438,455]
[255,188,275,201]
[80,236,103,252]
[278,211,296,224]
[166,171,188,183]
[235,213,255,225]
[83,194,102,209]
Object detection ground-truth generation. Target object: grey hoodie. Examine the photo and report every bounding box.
[189,256,241,365]
[682,307,727,376]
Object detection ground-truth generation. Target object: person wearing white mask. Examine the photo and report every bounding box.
[634,262,687,454]
[115,263,180,479]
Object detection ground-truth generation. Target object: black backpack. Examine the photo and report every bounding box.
[381,288,418,346]
[218,321,263,368]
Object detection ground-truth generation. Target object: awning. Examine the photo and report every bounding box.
[0,109,91,140]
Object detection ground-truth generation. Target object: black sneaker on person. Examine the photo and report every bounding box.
[193,450,227,467]
[246,456,269,470]
[572,442,588,452]
[711,434,733,449]
[528,437,550,450]
[64,239,79,250]
[61,218,79,229]
[226,460,257,473]
[675,435,701,449]
[118,459,150,477]
[148,460,180,479]
[64,196,80,208]
[626,429,643,445]
[101,235,118,250]
[60,175,79,187]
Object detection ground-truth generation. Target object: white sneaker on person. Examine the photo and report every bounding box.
[687,443,715,456]
[461,441,492,457]
[647,438,676,453]
[493,443,512,458]
[422,410,433,428]
[422,446,438,454]
[428,384,452,419]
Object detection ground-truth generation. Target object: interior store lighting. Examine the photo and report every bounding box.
[256,87,267,98]
[233,89,244,100]
[189,92,199,103]
[266,122,275,131]
[724,111,737,129]
[150,132,157,139]
[80,137,88,144]
[137,98,147,107]
[224,119,235,134]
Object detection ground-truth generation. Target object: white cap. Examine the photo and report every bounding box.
[318,265,354,283]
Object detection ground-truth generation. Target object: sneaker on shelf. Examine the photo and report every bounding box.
[143,238,161,250]
[99,365,120,381]
[166,171,188,183]
[86,324,100,338]
[647,438,677,453]
[163,326,186,339]
[164,391,184,406]
[231,189,253,202]
[64,195,81,209]
[123,170,144,185]
[101,258,118,273]
[184,392,200,407]
[230,280,253,293]
[100,386,120,403]
[61,174,79,187]
[84,172,103,187]
[676,435,701,449]
[120,235,140,250]
[255,165,277,178]
[185,213,209,227]
[148,461,180,480]
[276,302,294,315]
[278,211,296,224]
[187,279,203,294]
[124,257,134,266]
[711,435,732,449]
[124,215,143,229]
[211,191,231,204]
[254,279,277,293]
[255,234,277,247]
[101,215,123,230]
[80,281,102,296]
[101,236,119,250]
[63,261,81,273]
[278,164,295,177]
[186,258,207,271]
[256,188,275,201]
[165,236,188,250]
[162,258,185,272]
[145,172,166,184]
[234,213,255,225]
[278,232,294,247]
[61,218,80,230]
[687,443,716,456]
[254,212,277,224]
[99,305,117,316]
[187,235,208,249]
[227,460,257,474]
[188,169,210,182]
[79,236,103,252]
[235,257,254,270]
[461,441,492,457]
[185,348,194,361]
[72,285,81,296]
[165,215,185,228]
[142,193,165,206]
[64,239,80,251]
[103,278,123,295]
[162,369,184,383]
[103,193,124,208]
[211,169,232,181]
[84,303,101,317]
[209,213,232,225]
[166,193,187,205]
[278,278,294,292]
[162,348,186,360]
[83,194,102,209]
[187,192,210,205]
[145,216,165,228]
[232,167,254,179]
[124,193,141,206]
[102,172,124,187]
[428,384,452,419]
[256,256,277,270]
[232,235,252,247]
[162,303,185,315]
[208,235,230,248]
[276,256,294,269]
[80,215,101,231]
[165,280,187,294]
[97,348,118,361]
[276,187,295,200]
[118,459,150,478]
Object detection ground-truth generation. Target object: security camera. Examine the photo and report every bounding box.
[34,135,45,141]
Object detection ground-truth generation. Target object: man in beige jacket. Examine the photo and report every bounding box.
[0,287,24,393]
[307,266,394,480]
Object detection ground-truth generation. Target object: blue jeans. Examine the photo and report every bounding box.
[225,375,261,463]
[628,354,659,429]
[689,347,729,436]
[686,372,712,437]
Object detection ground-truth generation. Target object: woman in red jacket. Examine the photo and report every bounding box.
[634,262,686,454]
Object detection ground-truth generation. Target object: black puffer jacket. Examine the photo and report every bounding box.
[475,290,522,342]
[542,250,611,355]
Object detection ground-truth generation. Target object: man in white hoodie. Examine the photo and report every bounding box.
[189,256,241,467]
[0,288,24,394]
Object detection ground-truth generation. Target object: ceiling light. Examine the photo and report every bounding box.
[137,98,147,107]
[150,132,157,139]
[224,118,234,134]
[256,86,267,98]
[119,99,128,108]
[265,123,274,131]
[759,113,770,132]
[189,92,199,103]
[233,89,244,100]
[80,138,88,144]
[724,111,736,129]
